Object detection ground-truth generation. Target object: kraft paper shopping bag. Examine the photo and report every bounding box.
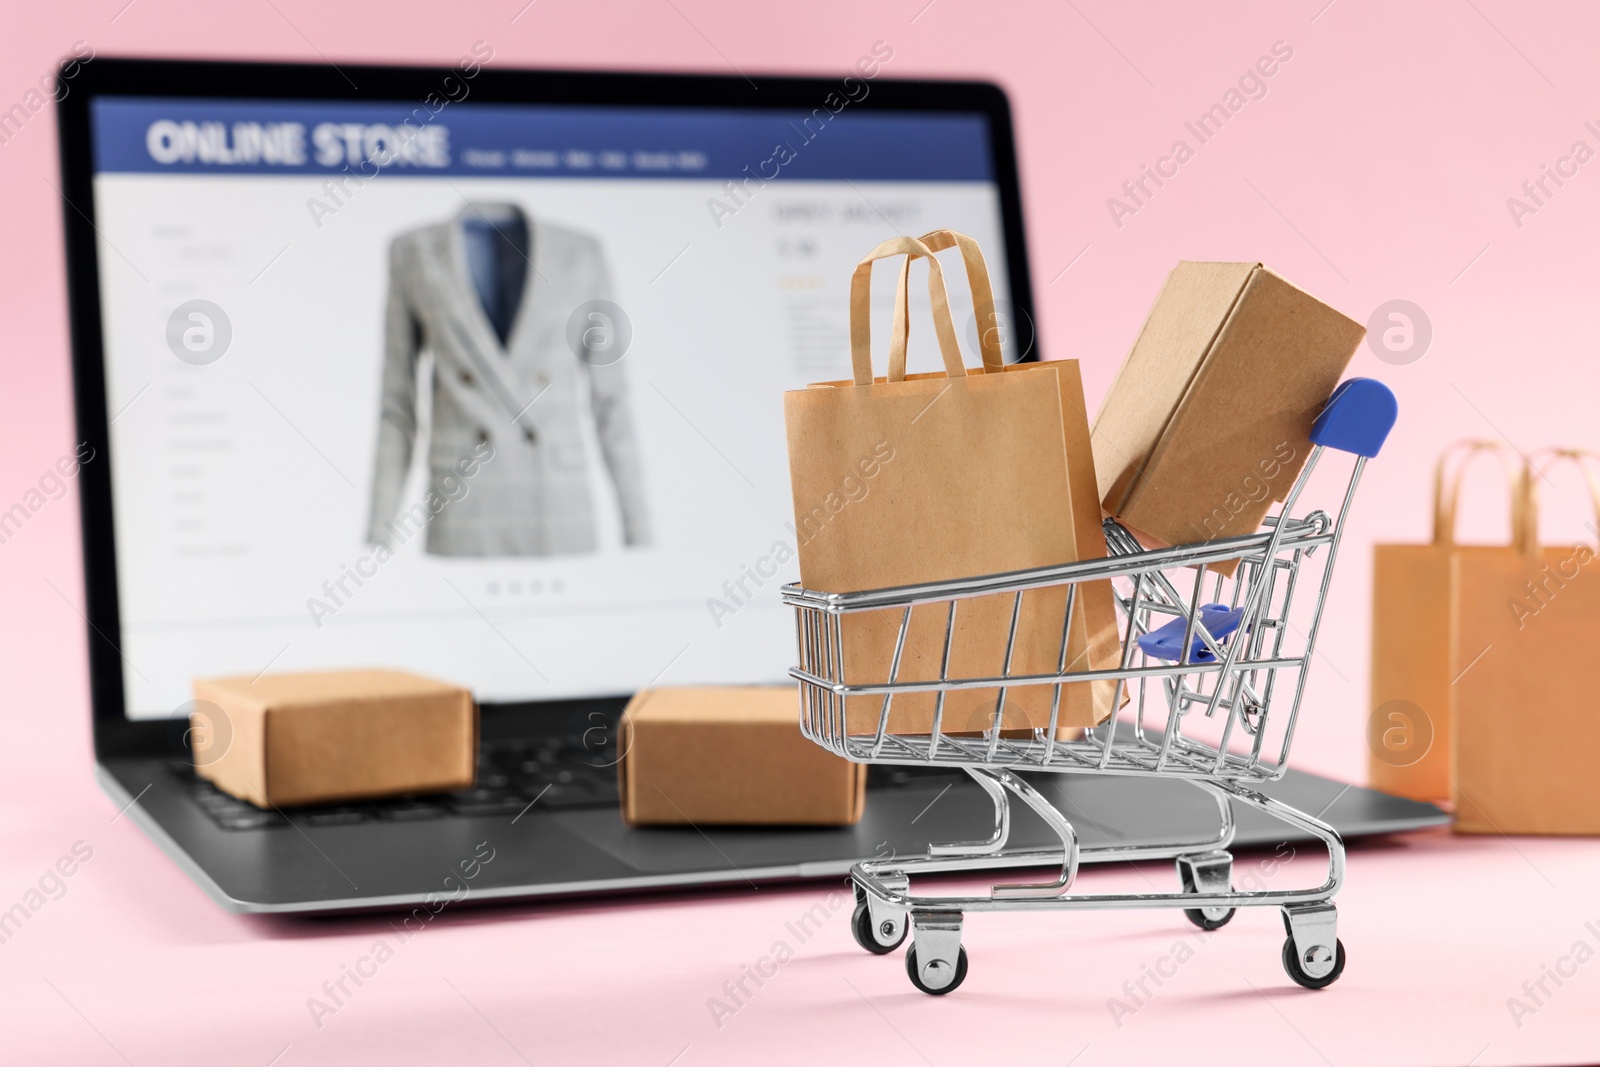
[1453,449,1600,835]
[1369,440,1525,801]
[913,230,1123,724]
[783,231,1116,738]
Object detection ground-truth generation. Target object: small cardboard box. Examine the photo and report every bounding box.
[1092,262,1364,555]
[192,670,476,808]
[618,686,866,826]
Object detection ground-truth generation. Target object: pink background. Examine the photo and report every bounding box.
[2,1,1599,1064]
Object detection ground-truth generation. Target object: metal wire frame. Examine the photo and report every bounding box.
[795,406,1385,994]
[784,445,1367,786]
[847,773,1347,915]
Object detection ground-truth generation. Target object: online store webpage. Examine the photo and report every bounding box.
[89,97,1013,718]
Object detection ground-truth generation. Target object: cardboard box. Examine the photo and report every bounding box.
[1092,262,1364,554]
[618,686,866,826]
[192,670,476,807]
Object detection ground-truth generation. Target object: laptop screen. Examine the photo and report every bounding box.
[87,94,1014,719]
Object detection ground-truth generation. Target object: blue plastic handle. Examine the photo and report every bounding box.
[1309,377,1397,458]
[1137,604,1246,663]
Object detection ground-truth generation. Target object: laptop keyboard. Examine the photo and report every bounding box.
[175,737,970,832]
[175,735,625,831]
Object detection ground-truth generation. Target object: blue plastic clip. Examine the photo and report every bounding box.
[1309,377,1398,458]
[1137,604,1246,663]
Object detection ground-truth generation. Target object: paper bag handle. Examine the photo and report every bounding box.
[1519,448,1600,556]
[905,229,1005,373]
[849,235,966,386]
[1431,439,1525,549]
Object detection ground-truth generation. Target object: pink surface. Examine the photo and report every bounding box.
[4,0,1600,1063]
[5,801,1600,1066]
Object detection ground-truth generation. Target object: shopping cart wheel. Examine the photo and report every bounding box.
[852,902,907,955]
[1184,906,1235,931]
[1176,850,1234,931]
[1281,937,1346,990]
[904,944,968,995]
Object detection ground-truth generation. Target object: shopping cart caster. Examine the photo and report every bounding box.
[1281,903,1345,989]
[852,901,907,955]
[905,914,967,995]
[1282,938,1346,989]
[1176,850,1235,931]
[905,944,968,995]
[1185,906,1235,931]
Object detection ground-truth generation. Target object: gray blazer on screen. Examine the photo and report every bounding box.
[367,205,652,556]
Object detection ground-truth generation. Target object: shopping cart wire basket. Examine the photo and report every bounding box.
[782,377,1398,995]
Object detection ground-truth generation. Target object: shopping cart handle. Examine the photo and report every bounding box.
[1309,377,1397,458]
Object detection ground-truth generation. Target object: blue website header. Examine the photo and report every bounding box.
[91,98,993,183]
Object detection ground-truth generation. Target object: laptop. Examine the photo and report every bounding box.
[58,57,1448,914]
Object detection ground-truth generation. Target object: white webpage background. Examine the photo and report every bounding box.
[93,174,1008,717]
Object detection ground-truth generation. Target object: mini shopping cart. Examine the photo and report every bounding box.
[782,378,1397,995]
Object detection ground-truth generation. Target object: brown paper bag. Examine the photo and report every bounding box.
[783,231,1117,738]
[1369,440,1524,801]
[1453,449,1600,835]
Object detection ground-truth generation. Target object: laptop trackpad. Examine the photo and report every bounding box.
[550,808,874,876]
[551,777,1026,876]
